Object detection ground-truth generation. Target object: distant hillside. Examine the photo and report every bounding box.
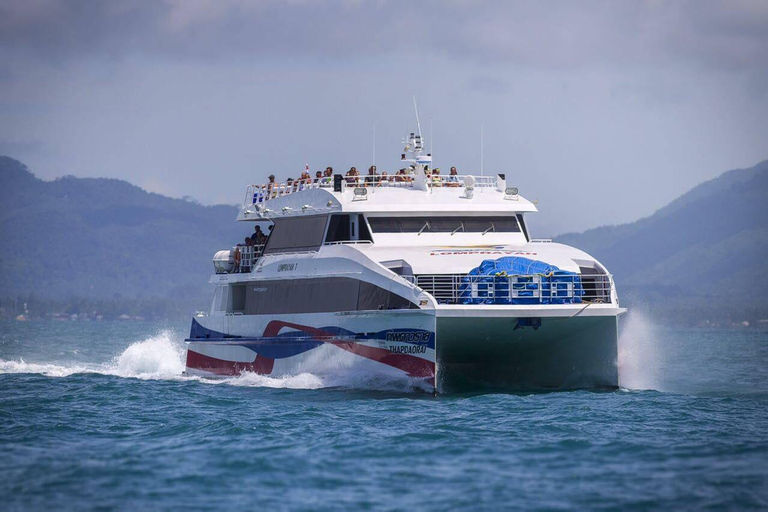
[556,159,768,321]
[0,157,247,303]
[2,155,767,324]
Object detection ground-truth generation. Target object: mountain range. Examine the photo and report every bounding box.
[0,156,243,303]
[556,159,768,322]
[1,156,766,323]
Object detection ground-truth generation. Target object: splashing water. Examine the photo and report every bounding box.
[109,330,186,379]
[618,310,664,391]
[0,359,88,378]
[0,329,425,392]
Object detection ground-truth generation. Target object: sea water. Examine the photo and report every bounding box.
[1,315,766,510]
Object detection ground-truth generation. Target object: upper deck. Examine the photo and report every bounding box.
[238,173,538,221]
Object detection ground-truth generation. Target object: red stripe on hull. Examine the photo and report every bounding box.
[331,342,435,379]
[263,320,435,383]
[186,320,436,389]
[185,349,275,376]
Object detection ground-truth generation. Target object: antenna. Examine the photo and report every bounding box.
[372,124,376,169]
[430,117,433,155]
[480,124,484,177]
[413,95,422,138]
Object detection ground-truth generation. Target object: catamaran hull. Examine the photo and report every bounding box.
[436,314,619,392]
[185,310,620,393]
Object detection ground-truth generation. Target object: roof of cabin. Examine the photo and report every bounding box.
[238,180,537,221]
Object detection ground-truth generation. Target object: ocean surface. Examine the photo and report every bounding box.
[1,314,766,510]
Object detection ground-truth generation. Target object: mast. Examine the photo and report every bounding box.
[401,97,432,191]
[480,124,484,177]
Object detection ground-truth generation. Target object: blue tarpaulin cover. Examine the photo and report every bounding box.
[459,256,584,305]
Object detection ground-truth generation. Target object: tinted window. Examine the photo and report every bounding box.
[428,218,463,232]
[397,217,429,232]
[231,284,246,312]
[517,214,530,241]
[325,214,373,243]
[367,217,400,233]
[368,216,520,233]
[325,214,350,243]
[237,277,417,315]
[264,215,327,254]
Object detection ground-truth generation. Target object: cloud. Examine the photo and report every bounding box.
[1,0,766,74]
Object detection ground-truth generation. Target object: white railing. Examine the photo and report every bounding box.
[228,244,265,273]
[244,174,500,206]
[405,273,613,305]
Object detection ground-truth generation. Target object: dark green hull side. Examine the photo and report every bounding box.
[436,315,619,393]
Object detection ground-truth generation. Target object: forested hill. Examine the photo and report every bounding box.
[1,155,767,324]
[556,159,768,321]
[0,156,245,302]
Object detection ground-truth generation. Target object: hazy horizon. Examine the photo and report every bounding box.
[1,0,767,235]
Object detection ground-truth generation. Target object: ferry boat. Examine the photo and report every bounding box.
[185,127,625,393]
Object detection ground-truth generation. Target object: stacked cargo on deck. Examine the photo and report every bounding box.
[460,257,584,305]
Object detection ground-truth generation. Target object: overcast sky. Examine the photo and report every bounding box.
[1,0,767,234]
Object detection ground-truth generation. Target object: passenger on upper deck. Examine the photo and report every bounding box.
[345,167,359,185]
[446,167,460,187]
[395,168,412,183]
[266,174,277,197]
[322,167,333,185]
[314,171,323,183]
[431,168,442,186]
[365,165,378,186]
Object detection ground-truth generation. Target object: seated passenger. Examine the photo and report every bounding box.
[314,171,323,183]
[321,167,334,185]
[345,167,359,185]
[365,165,378,186]
[378,171,392,186]
[431,168,442,186]
[446,166,460,187]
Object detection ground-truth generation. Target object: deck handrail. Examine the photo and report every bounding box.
[244,174,500,206]
[403,273,613,305]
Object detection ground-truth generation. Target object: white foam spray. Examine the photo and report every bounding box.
[109,330,186,379]
[0,359,88,378]
[0,329,425,392]
[617,310,664,391]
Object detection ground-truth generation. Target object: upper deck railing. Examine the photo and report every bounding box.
[406,273,613,305]
[244,174,499,206]
[214,244,266,274]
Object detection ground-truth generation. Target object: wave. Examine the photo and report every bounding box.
[0,330,425,392]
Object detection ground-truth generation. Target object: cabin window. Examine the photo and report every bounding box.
[368,216,521,234]
[264,215,327,254]
[230,284,246,313]
[358,216,372,241]
[517,214,530,241]
[428,218,464,233]
[325,214,351,243]
[236,277,417,315]
[324,214,373,243]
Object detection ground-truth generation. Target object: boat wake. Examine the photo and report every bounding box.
[0,330,427,393]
